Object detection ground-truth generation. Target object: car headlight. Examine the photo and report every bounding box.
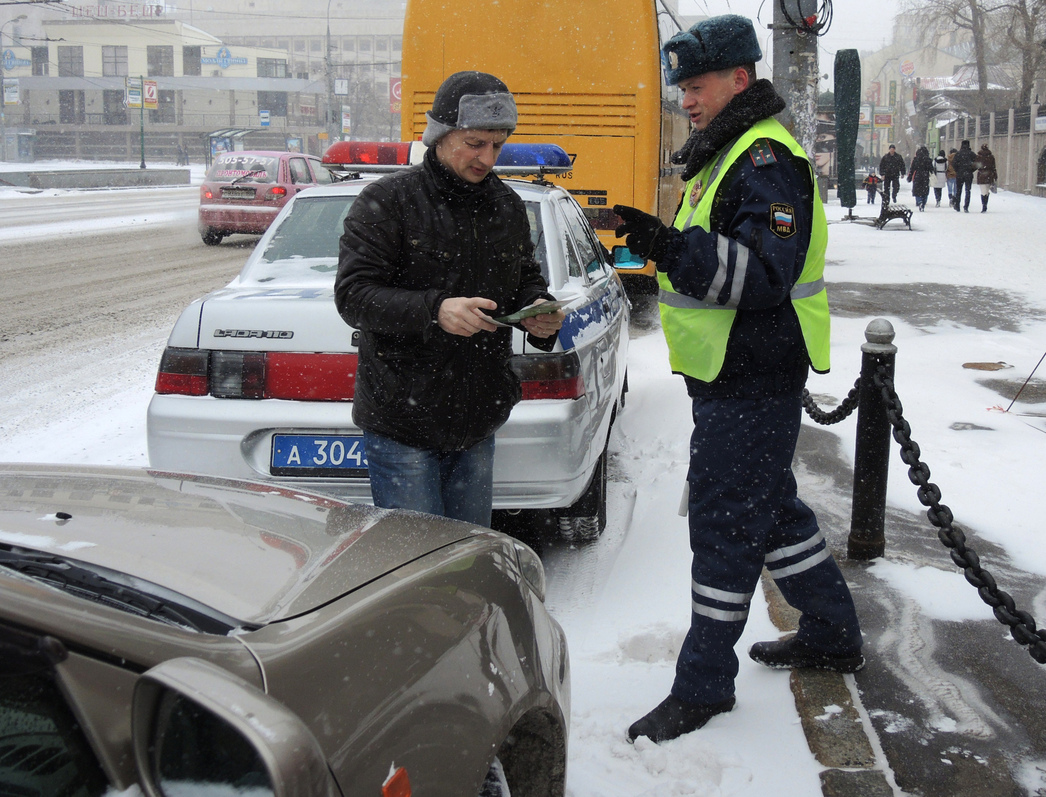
[513,542,546,602]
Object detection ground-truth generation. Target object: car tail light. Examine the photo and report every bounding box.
[154,348,357,401]
[155,348,209,396]
[201,186,214,200]
[266,353,356,400]
[264,185,288,200]
[511,351,585,400]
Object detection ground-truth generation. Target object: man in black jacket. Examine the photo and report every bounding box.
[952,139,977,212]
[878,144,906,202]
[335,71,564,526]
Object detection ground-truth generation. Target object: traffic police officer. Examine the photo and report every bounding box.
[614,14,863,743]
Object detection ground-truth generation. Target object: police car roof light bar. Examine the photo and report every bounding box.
[321,141,572,178]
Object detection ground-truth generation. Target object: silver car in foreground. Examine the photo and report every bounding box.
[148,161,629,539]
[0,464,569,797]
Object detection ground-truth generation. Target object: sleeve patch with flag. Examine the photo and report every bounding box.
[769,203,796,238]
[748,139,778,167]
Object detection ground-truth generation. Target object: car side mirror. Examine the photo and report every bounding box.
[611,246,647,270]
[132,657,339,797]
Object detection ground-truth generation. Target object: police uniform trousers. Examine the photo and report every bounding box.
[672,388,863,706]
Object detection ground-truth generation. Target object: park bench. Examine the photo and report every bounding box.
[874,189,912,230]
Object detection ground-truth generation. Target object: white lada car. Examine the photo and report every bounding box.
[148,142,629,540]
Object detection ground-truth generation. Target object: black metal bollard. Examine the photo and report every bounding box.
[848,319,897,560]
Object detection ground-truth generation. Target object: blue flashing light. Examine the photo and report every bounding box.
[496,143,572,169]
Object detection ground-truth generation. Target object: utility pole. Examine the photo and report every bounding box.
[771,0,820,157]
[325,0,338,149]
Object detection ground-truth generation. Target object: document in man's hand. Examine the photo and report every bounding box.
[492,299,571,325]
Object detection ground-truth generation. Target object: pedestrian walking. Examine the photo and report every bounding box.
[946,148,957,204]
[862,170,882,204]
[334,71,564,527]
[975,143,998,213]
[906,146,934,211]
[879,144,906,202]
[933,149,948,207]
[952,139,976,212]
[612,14,863,745]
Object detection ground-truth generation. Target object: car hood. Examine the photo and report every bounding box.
[0,465,484,627]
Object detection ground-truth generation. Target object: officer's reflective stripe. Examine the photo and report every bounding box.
[692,581,755,604]
[726,240,749,307]
[765,530,825,564]
[691,581,752,622]
[705,236,731,302]
[790,277,825,300]
[659,289,733,310]
[767,547,831,579]
[692,599,749,622]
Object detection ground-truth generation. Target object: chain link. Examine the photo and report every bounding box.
[802,377,861,425]
[873,365,1046,665]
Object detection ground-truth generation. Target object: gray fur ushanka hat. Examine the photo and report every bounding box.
[421,71,518,147]
[662,14,762,85]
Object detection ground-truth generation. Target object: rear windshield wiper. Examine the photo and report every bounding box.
[0,547,252,635]
[229,169,267,186]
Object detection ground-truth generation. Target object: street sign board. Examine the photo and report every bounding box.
[143,79,158,110]
[390,78,401,114]
[260,110,270,127]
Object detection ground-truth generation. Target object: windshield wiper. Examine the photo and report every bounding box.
[0,548,250,635]
[229,169,266,186]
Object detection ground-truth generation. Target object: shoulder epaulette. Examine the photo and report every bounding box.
[748,139,778,167]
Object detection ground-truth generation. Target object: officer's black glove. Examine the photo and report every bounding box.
[613,204,670,263]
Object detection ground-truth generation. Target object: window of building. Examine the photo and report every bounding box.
[294,39,306,53]
[148,89,176,124]
[57,46,84,77]
[376,38,387,53]
[277,39,290,52]
[343,38,355,52]
[147,45,174,77]
[59,89,85,123]
[359,38,371,53]
[257,58,288,78]
[257,90,288,116]
[103,89,127,125]
[102,45,128,77]
[309,38,322,53]
[183,46,201,76]
[31,47,49,76]
[392,37,401,51]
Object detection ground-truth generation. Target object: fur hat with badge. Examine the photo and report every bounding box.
[421,71,518,147]
[662,14,762,85]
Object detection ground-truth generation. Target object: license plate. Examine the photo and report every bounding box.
[221,187,256,200]
[271,435,368,477]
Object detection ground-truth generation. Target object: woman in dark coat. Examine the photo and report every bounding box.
[906,146,934,211]
[975,144,998,212]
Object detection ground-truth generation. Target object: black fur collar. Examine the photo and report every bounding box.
[672,79,788,181]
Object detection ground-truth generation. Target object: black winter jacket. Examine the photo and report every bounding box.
[335,147,553,451]
[953,144,977,179]
[879,151,906,180]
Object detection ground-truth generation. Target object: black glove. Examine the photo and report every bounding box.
[613,204,670,263]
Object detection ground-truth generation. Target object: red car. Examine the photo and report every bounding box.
[198,150,334,245]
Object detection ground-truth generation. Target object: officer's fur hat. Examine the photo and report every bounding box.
[662,14,762,85]
[421,71,518,147]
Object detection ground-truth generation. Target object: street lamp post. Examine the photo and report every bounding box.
[325,0,338,148]
[0,14,28,162]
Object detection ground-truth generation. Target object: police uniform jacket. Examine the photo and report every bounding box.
[335,146,553,451]
[659,80,821,400]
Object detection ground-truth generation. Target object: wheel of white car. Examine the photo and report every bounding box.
[558,447,607,542]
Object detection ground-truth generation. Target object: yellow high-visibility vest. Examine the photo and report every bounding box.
[658,117,830,382]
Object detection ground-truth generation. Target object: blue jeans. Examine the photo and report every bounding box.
[363,431,495,527]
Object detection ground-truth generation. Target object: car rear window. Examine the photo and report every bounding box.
[253,194,548,283]
[206,154,280,183]
[259,195,357,263]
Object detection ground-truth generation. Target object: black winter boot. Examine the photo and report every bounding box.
[749,636,865,673]
[981,195,989,212]
[627,694,735,743]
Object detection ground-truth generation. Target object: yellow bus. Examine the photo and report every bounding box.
[400,0,692,288]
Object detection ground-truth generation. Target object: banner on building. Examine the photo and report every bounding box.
[874,113,894,129]
[2,78,18,106]
[390,78,401,114]
[144,79,158,110]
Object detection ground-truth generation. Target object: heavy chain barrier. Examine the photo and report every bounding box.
[873,365,1046,664]
[802,378,860,425]
[801,365,1046,664]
